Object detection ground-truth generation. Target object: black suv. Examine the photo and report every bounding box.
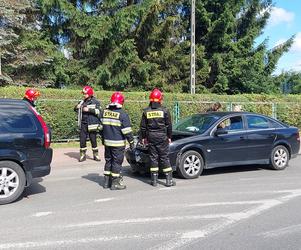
[0,99,52,205]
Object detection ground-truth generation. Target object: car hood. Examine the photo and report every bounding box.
[172,130,195,141]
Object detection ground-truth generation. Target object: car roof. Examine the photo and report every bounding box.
[0,98,28,106]
[201,111,253,117]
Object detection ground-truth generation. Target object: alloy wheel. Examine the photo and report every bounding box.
[0,167,19,198]
[183,154,201,177]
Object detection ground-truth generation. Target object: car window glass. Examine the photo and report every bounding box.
[247,115,269,129]
[217,116,243,131]
[174,114,219,134]
[269,119,284,128]
[0,108,37,133]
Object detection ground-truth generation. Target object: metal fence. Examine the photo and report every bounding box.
[39,99,300,142]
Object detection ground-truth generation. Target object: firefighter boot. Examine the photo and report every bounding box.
[110,177,126,190]
[151,172,158,187]
[93,148,101,161]
[103,175,111,189]
[165,172,176,187]
[79,149,87,162]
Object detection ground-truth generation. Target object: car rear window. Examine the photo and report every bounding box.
[0,107,37,133]
[246,115,270,129]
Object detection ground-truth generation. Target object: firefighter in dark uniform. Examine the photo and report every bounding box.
[74,86,101,162]
[140,88,175,187]
[100,92,134,190]
[23,88,40,107]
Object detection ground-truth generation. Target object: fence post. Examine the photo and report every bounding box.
[174,101,180,124]
[227,102,232,111]
[272,103,277,119]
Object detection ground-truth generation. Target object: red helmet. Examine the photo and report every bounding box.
[24,89,40,101]
[110,92,124,105]
[82,86,94,97]
[149,88,162,103]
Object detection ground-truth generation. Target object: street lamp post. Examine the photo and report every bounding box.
[190,0,196,94]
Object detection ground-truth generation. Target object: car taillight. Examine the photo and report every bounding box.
[30,107,51,148]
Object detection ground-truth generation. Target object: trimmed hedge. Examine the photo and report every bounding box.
[1,86,301,141]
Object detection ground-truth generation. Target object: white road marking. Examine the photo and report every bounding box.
[0,232,179,249]
[260,224,301,238]
[63,214,220,228]
[94,198,115,203]
[188,200,265,207]
[32,212,53,217]
[3,189,301,249]
[150,189,301,250]
[158,187,176,191]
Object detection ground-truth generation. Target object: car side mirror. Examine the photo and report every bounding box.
[214,128,228,136]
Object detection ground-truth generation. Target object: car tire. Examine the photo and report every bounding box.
[0,161,26,205]
[177,150,204,179]
[270,145,289,170]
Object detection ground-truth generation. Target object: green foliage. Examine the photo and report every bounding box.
[2,0,296,93]
[0,0,67,86]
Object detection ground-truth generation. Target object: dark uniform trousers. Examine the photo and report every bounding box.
[149,139,172,173]
[80,123,97,149]
[104,146,125,177]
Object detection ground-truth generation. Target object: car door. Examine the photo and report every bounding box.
[207,115,248,167]
[245,115,276,161]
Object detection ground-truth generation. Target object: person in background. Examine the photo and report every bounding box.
[206,102,222,112]
[233,104,242,112]
[23,88,40,107]
[74,86,101,162]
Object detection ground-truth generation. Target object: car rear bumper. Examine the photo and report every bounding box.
[25,148,52,186]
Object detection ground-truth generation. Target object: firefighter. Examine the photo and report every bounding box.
[140,88,175,187]
[100,92,134,190]
[74,86,101,162]
[23,88,40,107]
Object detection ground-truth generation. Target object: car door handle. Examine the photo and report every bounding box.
[240,136,245,140]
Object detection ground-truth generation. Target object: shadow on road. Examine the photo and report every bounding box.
[122,166,172,186]
[64,152,94,161]
[23,178,46,198]
[82,173,104,187]
[202,165,269,176]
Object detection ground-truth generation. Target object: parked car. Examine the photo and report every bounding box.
[0,99,52,205]
[126,112,300,178]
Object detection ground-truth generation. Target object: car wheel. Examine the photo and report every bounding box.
[177,150,204,179]
[270,145,289,170]
[0,161,26,205]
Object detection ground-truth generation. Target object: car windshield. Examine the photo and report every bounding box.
[174,114,219,134]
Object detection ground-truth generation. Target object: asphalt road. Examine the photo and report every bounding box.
[1,151,301,250]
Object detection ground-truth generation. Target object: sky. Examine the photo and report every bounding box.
[258,0,301,74]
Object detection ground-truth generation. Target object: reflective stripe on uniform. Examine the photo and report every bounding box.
[94,109,100,115]
[88,124,100,131]
[150,167,159,172]
[104,171,111,175]
[101,118,121,126]
[111,172,120,177]
[104,139,126,147]
[121,127,132,135]
[92,147,98,151]
[80,147,87,151]
[163,167,172,172]
[87,104,96,109]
